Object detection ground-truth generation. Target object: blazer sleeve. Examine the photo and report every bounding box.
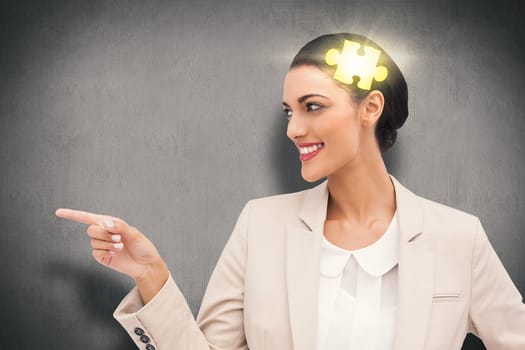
[468,217,525,348]
[113,200,253,350]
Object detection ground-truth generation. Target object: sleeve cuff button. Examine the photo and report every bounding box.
[140,335,150,343]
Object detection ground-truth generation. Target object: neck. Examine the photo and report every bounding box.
[326,153,396,224]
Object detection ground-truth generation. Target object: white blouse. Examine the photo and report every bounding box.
[317,209,400,350]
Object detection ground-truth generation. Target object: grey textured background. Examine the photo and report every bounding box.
[1,0,524,349]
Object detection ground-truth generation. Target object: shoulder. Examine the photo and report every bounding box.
[238,182,327,231]
[243,185,312,220]
[420,195,478,223]
[248,187,310,208]
[417,193,481,243]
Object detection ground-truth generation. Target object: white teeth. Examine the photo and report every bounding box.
[299,143,323,154]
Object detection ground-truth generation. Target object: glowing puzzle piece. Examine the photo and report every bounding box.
[325,39,388,90]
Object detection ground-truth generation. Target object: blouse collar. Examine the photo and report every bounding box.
[320,209,399,278]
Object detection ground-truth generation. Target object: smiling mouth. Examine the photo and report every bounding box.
[298,143,324,161]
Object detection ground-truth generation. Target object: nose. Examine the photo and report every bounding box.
[286,114,307,141]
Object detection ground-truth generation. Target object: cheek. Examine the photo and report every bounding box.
[320,114,359,153]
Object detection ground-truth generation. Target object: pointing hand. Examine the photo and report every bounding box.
[55,208,164,283]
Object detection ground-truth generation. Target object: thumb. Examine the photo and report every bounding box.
[102,217,141,241]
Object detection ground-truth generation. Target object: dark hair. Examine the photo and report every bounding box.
[289,33,408,153]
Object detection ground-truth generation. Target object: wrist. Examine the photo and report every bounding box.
[134,259,169,305]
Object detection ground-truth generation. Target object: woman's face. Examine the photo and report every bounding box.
[282,65,373,182]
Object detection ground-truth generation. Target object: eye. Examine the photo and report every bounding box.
[282,108,292,120]
[306,102,323,112]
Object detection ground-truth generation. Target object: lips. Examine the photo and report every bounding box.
[296,142,324,161]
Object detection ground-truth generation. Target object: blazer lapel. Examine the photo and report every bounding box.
[285,174,434,350]
[389,175,434,350]
[286,179,328,350]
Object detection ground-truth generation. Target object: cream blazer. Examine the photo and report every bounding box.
[113,174,525,349]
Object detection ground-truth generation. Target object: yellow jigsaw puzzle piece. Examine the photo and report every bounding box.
[325,39,388,90]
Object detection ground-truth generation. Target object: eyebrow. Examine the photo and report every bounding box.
[282,93,329,107]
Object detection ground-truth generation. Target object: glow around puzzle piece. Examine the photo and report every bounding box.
[325,39,388,90]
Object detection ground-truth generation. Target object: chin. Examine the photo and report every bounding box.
[301,169,326,183]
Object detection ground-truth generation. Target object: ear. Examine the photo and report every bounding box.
[361,90,384,127]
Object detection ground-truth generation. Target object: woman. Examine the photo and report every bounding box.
[55,33,525,349]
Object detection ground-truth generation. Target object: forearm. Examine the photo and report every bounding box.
[113,201,252,349]
[134,258,170,305]
[469,217,525,348]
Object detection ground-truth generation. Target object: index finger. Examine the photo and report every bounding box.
[55,208,106,226]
